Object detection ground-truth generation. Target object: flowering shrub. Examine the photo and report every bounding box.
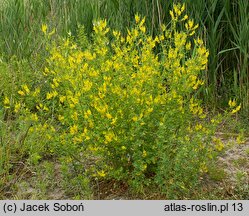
[2,4,230,197]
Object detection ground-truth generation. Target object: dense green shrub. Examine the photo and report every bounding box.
[2,4,238,198]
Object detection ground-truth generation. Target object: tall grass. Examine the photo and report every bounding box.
[0,0,94,59]
[0,0,248,114]
[225,0,249,115]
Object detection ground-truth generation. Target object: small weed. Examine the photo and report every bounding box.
[234,171,249,199]
[232,157,248,168]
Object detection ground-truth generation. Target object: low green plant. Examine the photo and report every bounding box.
[60,161,93,199]
[245,148,249,155]
[207,163,227,181]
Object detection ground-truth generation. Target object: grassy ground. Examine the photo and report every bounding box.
[1,120,248,200]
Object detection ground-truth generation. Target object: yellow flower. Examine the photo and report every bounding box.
[231,104,241,114]
[46,134,52,140]
[3,96,10,106]
[46,92,53,100]
[106,113,112,119]
[83,51,96,61]
[46,92,54,100]
[181,14,188,21]
[169,10,175,20]
[97,170,106,177]
[104,131,116,144]
[111,117,117,125]
[31,113,38,121]
[185,20,198,33]
[33,88,40,97]
[82,127,90,140]
[113,30,120,38]
[135,14,140,24]
[216,141,224,151]
[70,125,78,135]
[146,107,153,115]
[200,163,208,173]
[48,28,56,37]
[142,164,147,171]
[100,20,107,29]
[41,24,47,34]
[93,20,109,34]
[132,116,138,122]
[236,133,246,144]
[18,90,25,96]
[22,84,30,94]
[186,20,194,30]
[88,120,94,128]
[58,115,64,122]
[51,78,59,88]
[181,3,185,12]
[66,157,72,163]
[142,150,147,157]
[140,17,145,26]
[43,106,49,111]
[140,26,146,33]
[71,112,78,121]
[213,137,224,151]
[36,103,43,110]
[69,96,79,108]
[59,96,66,103]
[84,109,92,119]
[228,99,236,107]
[173,4,180,16]
[83,80,92,92]
[14,102,21,113]
[103,76,111,82]
[195,123,203,131]
[185,42,191,50]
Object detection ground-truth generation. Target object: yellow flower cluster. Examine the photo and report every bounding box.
[169,3,186,20]
[228,99,241,114]
[3,96,10,108]
[18,84,30,96]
